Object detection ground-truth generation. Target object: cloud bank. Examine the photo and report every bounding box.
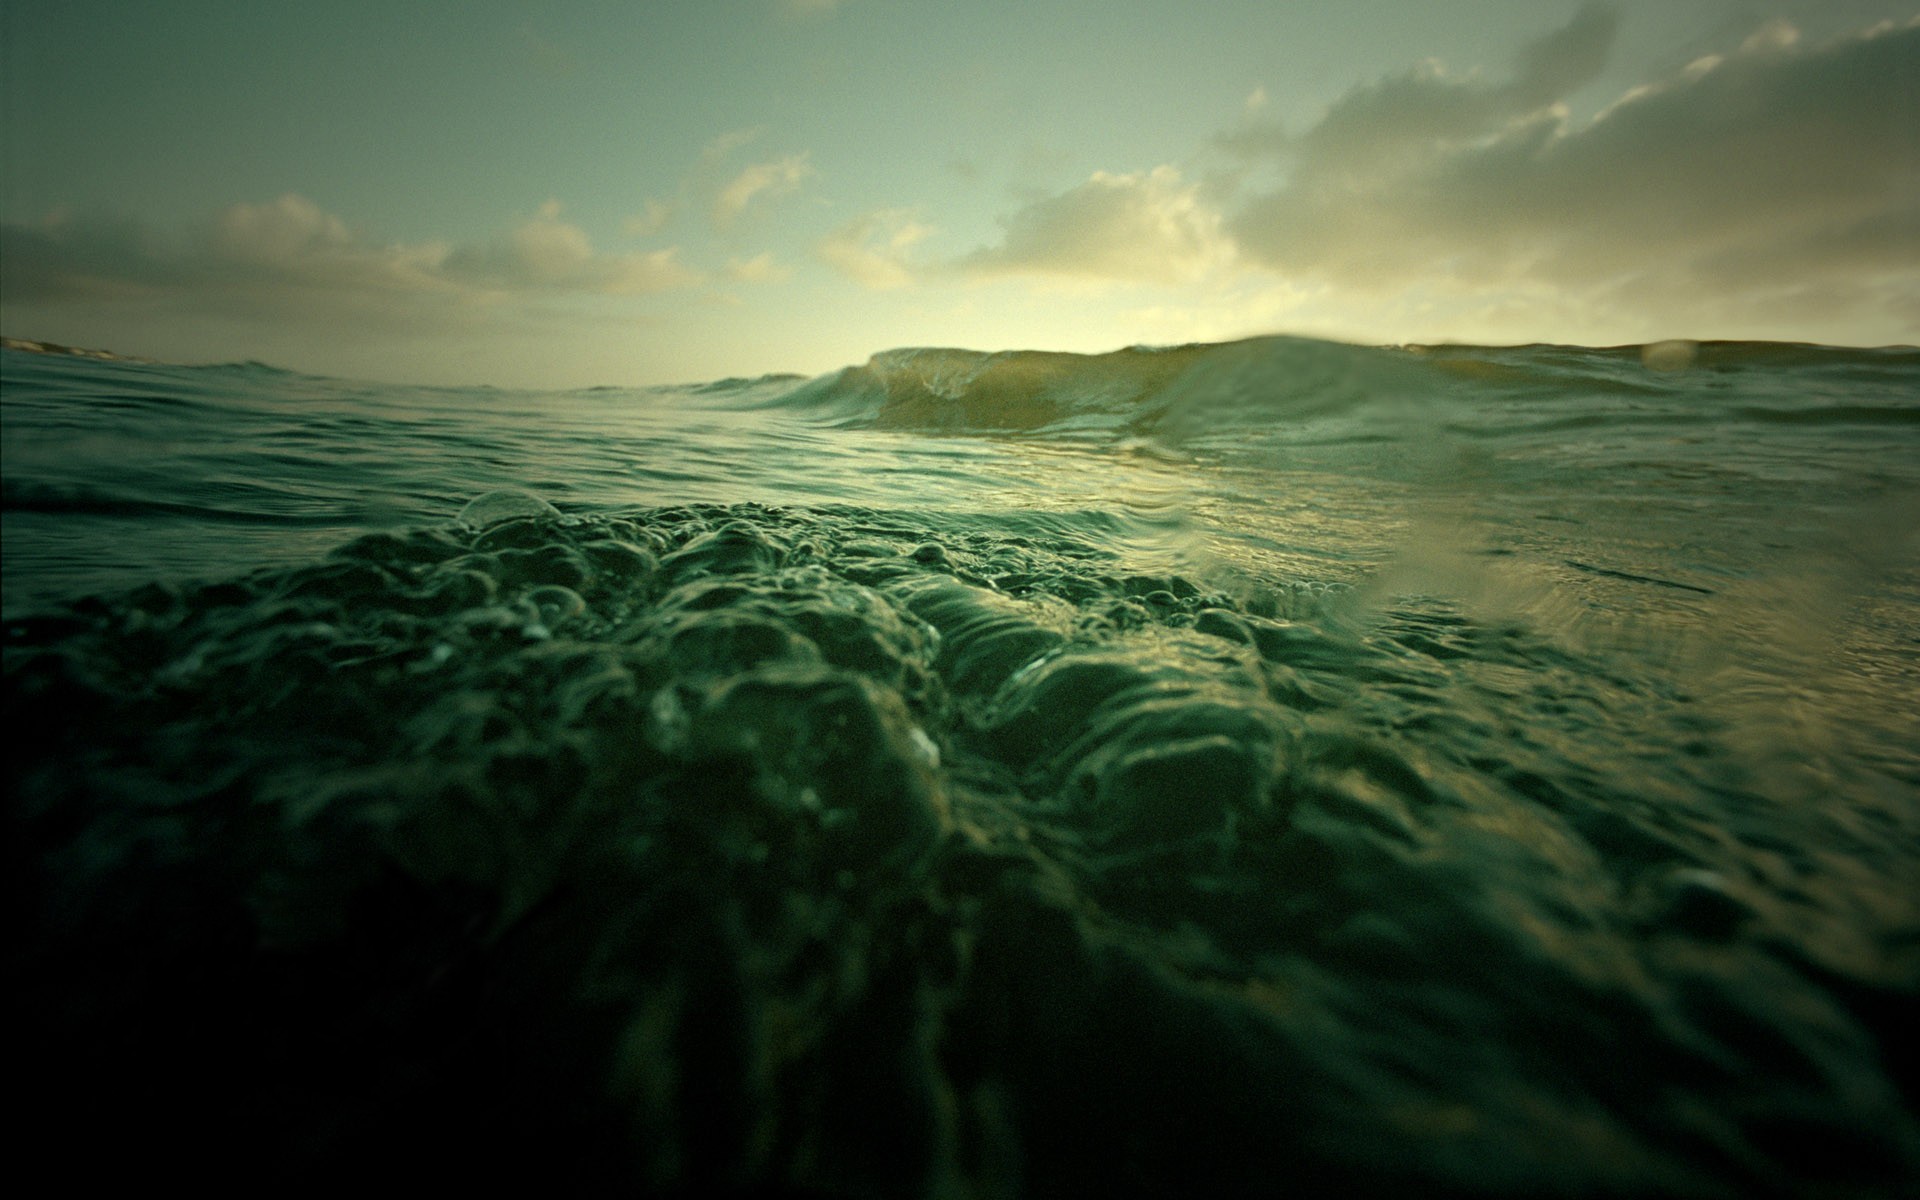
[5,9,1913,362]
[1,196,706,332]
[959,9,1918,340]
[1229,11,1918,325]
[0,117,825,340]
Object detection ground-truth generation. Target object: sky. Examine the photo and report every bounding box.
[2,0,1916,387]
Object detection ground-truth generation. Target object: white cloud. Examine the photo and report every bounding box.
[448,200,705,294]
[688,128,813,231]
[817,209,932,289]
[186,194,461,300]
[960,166,1232,285]
[712,153,814,228]
[601,247,705,294]
[505,199,595,282]
[213,194,354,264]
[725,253,792,284]
[702,127,766,163]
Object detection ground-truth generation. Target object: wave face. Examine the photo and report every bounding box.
[773,336,1920,441]
[4,338,1919,1194]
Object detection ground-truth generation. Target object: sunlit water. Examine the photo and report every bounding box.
[5,337,1917,1194]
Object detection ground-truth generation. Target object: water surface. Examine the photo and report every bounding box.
[5,337,1917,1194]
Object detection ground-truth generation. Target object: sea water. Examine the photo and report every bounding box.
[4,336,1917,1194]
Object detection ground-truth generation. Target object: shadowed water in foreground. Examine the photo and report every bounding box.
[5,338,1918,1194]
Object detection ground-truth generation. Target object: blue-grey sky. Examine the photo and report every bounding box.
[3,1,1915,385]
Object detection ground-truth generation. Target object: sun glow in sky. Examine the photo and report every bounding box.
[2,0,1916,386]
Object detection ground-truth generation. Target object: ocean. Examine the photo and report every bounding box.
[4,335,1918,1195]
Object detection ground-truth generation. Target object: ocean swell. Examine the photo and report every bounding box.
[760,337,1920,455]
[769,337,1441,443]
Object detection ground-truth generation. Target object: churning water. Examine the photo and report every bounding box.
[5,336,1918,1194]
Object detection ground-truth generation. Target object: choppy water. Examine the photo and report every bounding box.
[5,336,1918,1195]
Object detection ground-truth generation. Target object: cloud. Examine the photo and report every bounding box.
[214,193,355,264]
[950,8,1915,342]
[1216,5,1618,167]
[1508,1,1619,107]
[501,199,596,282]
[959,166,1232,285]
[623,198,675,237]
[1289,2,1618,181]
[690,130,814,230]
[816,209,932,289]
[449,200,704,294]
[702,127,766,163]
[725,253,792,284]
[712,153,814,228]
[4,195,461,310]
[1225,10,1919,338]
[601,248,705,295]
[1,195,706,334]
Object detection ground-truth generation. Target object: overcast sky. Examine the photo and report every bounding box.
[2,1,1915,386]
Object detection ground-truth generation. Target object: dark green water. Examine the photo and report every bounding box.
[4,338,1918,1194]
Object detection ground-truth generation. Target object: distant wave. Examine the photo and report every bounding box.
[763,337,1436,438]
[10,333,1914,420]
[753,336,1920,440]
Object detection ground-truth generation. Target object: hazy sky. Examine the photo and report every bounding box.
[2,0,1915,386]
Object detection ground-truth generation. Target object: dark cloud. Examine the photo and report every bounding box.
[1,215,195,302]
[1229,13,1920,334]
[1216,4,1619,172]
[1,195,705,334]
[1292,3,1620,179]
